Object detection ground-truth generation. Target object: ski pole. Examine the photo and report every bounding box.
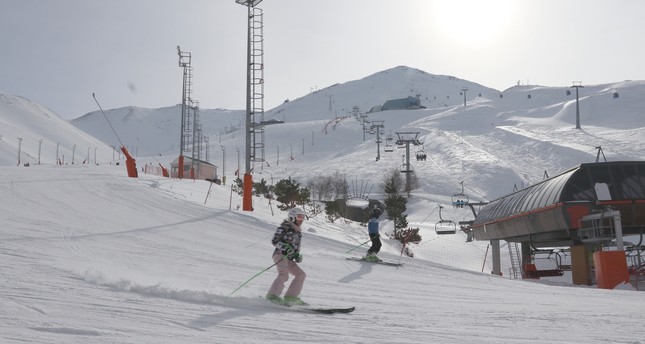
[345,238,372,254]
[229,258,283,296]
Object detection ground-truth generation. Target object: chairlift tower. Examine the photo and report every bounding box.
[384,133,394,152]
[395,131,422,195]
[370,120,385,161]
[461,87,468,106]
[236,0,265,211]
[360,112,369,141]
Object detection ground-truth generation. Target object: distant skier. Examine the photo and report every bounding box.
[365,207,383,262]
[266,207,307,306]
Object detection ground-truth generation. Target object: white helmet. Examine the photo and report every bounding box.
[288,207,306,222]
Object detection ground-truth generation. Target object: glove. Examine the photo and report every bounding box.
[293,253,303,263]
[278,242,294,258]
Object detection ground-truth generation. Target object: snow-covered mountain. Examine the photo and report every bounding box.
[3,65,645,198]
[71,104,245,156]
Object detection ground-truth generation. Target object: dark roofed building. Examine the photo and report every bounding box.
[381,96,426,111]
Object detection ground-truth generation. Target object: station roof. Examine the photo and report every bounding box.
[473,161,645,226]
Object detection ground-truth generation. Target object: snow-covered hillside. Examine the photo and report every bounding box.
[0,93,114,166]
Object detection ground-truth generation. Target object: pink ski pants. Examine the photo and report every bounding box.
[268,253,306,297]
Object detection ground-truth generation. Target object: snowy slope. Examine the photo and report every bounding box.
[2,165,645,344]
[0,93,114,166]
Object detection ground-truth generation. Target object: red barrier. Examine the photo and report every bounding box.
[120,147,138,178]
[177,155,184,179]
[593,251,629,289]
[243,173,253,211]
[159,163,169,177]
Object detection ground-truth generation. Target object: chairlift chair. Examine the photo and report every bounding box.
[451,181,470,208]
[400,163,414,173]
[435,205,457,235]
[415,147,427,161]
[523,249,565,278]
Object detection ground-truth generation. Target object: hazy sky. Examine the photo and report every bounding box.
[2,0,645,119]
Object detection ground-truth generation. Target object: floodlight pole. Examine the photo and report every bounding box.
[236,0,263,211]
[571,81,583,129]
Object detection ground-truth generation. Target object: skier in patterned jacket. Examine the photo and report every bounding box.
[266,207,307,305]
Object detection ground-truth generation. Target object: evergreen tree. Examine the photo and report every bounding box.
[385,194,408,230]
[325,201,341,223]
[382,169,408,230]
[273,177,311,211]
[253,178,273,199]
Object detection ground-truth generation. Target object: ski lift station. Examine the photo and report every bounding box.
[468,161,645,289]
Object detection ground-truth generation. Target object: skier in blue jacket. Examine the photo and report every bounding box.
[365,207,382,262]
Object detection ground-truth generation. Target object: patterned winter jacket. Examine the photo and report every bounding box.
[271,220,302,260]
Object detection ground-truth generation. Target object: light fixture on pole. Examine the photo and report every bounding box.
[221,145,226,185]
[571,81,583,129]
[236,147,240,179]
[17,137,22,166]
[38,139,43,165]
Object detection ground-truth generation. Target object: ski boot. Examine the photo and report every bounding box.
[283,296,308,306]
[266,294,285,305]
[365,253,381,262]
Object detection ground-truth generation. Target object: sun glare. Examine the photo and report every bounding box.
[430,0,515,47]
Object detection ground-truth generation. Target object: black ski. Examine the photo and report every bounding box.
[263,297,355,314]
[346,257,404,267]
[298,306,355,314]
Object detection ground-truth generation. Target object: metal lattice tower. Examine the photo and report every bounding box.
[249,7,265,166]
[191,101,202,177]
[204,136,210,163]
[177,46,193,157]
